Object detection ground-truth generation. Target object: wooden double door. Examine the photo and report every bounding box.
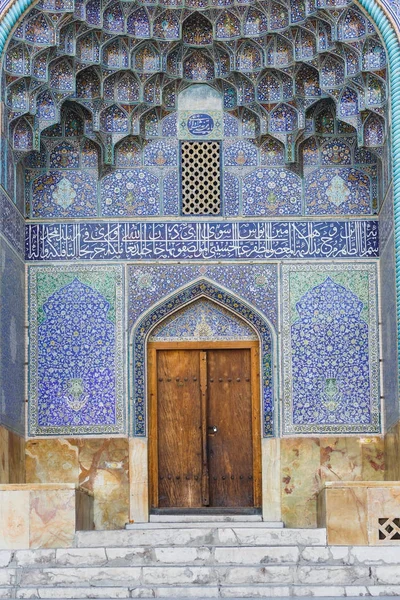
[149,342,261,510]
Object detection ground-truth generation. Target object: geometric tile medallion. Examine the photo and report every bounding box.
[282,263,380,435]
[28,264,124,436]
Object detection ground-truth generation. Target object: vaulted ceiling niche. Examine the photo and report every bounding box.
[3,0,389,217]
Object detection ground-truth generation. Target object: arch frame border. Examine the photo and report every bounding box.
[129,278,276,438]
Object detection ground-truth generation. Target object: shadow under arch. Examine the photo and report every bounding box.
[129,278,276,438]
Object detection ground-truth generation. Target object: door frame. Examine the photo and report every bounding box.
[148,340,262,510]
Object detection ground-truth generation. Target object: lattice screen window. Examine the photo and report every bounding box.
[378,518,400,541]
[181,141,221,215]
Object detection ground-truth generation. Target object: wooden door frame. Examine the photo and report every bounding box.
[148,340,262,510]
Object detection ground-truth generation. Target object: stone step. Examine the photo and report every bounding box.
[9,545,400,568]
[126,520,283,529]
[3,563,398,587]
[148,514,265,523]
[5,594,400,600]
[75,527,327,548]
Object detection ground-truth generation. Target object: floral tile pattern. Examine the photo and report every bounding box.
[28,265,124,436]
[282,263,380,435]
[149,298,258,341]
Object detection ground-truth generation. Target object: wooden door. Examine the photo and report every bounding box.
[207,349,254,507]
[149,343,261,510]
[156,349,204,507]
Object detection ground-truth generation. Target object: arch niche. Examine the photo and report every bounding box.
[129,279,276,521]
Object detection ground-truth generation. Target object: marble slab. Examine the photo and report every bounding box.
[26,438,129,530]
[319,482,400,545]
[0,484,93,549]
[282,436,385,528]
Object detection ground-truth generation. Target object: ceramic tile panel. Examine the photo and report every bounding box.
[282,263,380,435]
[149,298,258,342]
[30,170,98,218]
[2,0,390,221]
[28,265,124,436]
[0,237,25,436]
[25,221,379,261]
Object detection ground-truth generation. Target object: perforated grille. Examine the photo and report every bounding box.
[181,141,221,215]
[378,518,400,541]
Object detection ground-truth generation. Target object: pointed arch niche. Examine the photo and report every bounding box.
[128,279,278,522]
[129,279,275,438]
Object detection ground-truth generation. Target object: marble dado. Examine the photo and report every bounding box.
[26,438,129,531]
[318,482,400,546]
[281,437,385,528]
[26,435,386,531]
[0,484,93,549]
[0,426,25,484]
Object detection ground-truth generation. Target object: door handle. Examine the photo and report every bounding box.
[208,425,218,434]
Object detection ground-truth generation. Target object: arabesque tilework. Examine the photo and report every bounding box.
[149,298,258,341]
[28,265,124,436]
[282,264,380,435]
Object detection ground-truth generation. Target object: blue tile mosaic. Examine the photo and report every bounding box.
[128,263,278,328]
[0,238,25,435]
[305,167,372,215]
[149,298,258,341]
[100,169,160,217]
[25,220,379,261]
[130,279,274,436]
[30,170,97,218]
[223,171,240,216]
[242,168,302,216]
[282,264,380,435]
[0,189,25,258]
[28,265,124,435]
[163,169,180,215]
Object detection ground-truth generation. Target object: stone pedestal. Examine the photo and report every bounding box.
[0,483,94,549]
[318,481,400,545]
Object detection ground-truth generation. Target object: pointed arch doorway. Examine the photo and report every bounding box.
[147,298,262,512]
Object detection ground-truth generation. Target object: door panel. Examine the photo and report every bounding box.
[153,346,257,509]
[207,349,254,507]
[157,350,203,507]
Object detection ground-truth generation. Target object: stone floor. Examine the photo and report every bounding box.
[1,523,400,598]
